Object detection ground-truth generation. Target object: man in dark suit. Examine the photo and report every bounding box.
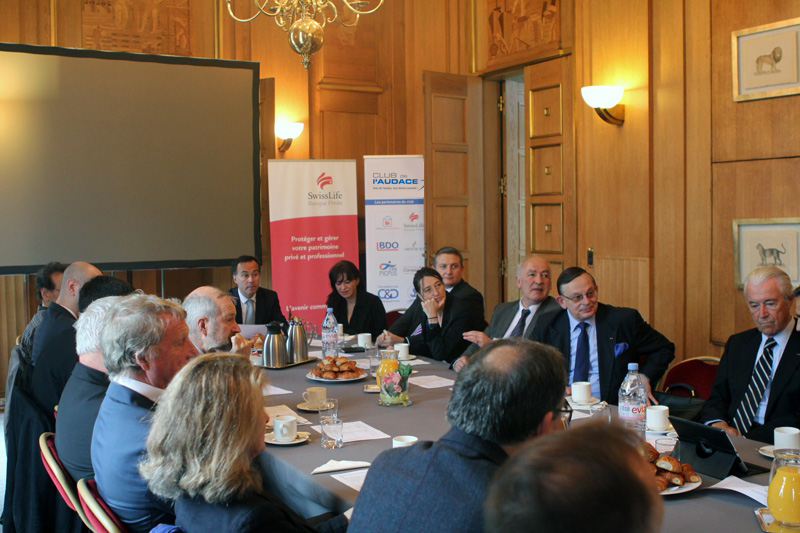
[91,294,196,533]
[453,256,561,371]
[386,247,486,339]
[348,338,567,533]
[228,255,286,325]
[532,267,674,404]
[700,266,800,444]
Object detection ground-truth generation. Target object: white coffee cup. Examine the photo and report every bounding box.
[358,333,372,348]
[646,405,670,431]
[571,381,591,404]
[273,415,297,443]
[774,427,800,450]
[303,387,327,409]
[394,343,410,360]
[393,435,418,448]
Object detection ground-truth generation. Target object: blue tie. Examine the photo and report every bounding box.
[573,322,590,382]
[509,309,531,338]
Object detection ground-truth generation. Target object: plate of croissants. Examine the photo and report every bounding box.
[307,356,367,382]
[642,442,701,495]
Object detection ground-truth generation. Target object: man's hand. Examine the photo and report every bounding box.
[453,356,469,372]
[376,330,403,347]
[462,331,491,347]
[640,375,658,406]
[711,421,742,438]
[231,334,255,357]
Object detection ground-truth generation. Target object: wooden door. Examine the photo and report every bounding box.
[423,71,500,318]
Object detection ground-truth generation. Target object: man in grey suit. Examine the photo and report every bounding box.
[453,256,560,372]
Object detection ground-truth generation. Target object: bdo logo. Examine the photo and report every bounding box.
[377,241,399,250]
[378,288,399,299]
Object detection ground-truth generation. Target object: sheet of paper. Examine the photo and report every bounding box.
[571,410,591,420]
[310,421,391,443]
[264,405,310,425]
[331,469,369,492]
[408,375,454,389]
[708,475,768,506]
[352,358,370,370]
[403,359,431,366]
[264,384,292,396]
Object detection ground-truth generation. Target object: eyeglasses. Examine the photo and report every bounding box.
[559,401,573,429]
[561,288,597,303]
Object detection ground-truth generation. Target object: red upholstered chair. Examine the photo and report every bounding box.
[385,308,407,328]
[38,432,94,530]
[77,478,129,533]
[660,357,721,399]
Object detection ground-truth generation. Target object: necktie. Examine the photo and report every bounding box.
[573,322,590,382]
[244,299,255,325]
[732,338,777,435]
[509,308,531,338]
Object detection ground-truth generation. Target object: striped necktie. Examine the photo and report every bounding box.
[509,309,531,338]
[732,337,777,435]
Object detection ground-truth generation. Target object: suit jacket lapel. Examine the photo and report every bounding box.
[766,327,800,417]
[551,312,572,374]
[729,331,762,412]
[594,305,616,401]
[523,297,557,338]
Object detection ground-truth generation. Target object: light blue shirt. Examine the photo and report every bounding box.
[567,313,600,400]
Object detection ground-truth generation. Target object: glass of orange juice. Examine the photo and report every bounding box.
[768,449,800,529]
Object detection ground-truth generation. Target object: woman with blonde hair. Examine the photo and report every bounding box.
[139,354,347,532]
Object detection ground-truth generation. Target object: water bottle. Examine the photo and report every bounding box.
[321,308,339,359]
[618,362,647,440]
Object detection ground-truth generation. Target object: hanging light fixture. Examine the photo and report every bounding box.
[225,0,385,70]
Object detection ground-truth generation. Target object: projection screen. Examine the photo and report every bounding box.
[0,43,260,274]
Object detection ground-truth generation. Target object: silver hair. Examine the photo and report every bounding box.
[75,295,126,355]
[744,266,793,300]
[183,287,231,335]
[100,293,186,378]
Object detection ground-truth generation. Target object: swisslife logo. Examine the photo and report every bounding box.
[308,172,343,204]
[409,212,419,222]
[404,211,423,230]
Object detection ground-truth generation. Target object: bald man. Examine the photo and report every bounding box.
[184,286,253,357]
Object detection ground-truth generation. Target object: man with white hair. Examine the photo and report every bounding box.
[91,293,195,532]
[184,285,252,356]
[701,265,800,443]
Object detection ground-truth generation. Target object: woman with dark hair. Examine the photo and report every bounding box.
[375,267,479,364]
[139,354,347,533]
[326,260,387,342]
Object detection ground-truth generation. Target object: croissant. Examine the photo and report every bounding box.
[657,469,684,486]
[641,442,659,463]
[322,371,337,380]
[681,464,700,483]
[338,362,357,372]
[655,456,682,474]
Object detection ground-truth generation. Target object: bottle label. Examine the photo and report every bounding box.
[618,404,646,420]
[322,332,338,343]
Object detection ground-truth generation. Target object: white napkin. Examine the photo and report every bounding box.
[708,476,768,505]
[312,460,371,475]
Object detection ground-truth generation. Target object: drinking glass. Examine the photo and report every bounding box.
[589,402,611,422]
[366,347,381,376]
[655,438,680,461]
[318,398,338,424]
[768,449,800,528]
[321,418,344,449]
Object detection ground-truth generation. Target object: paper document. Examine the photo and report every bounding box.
[408,375,454,389]
[332,469,369,492]
[264,405,310,425]
[571,410,591,421]
[264,385,292,396]
[403,359,431,366]
[310,421,391,443]
[352,359,370,370]
[709,476,768,506]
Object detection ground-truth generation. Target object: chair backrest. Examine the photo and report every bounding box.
[661,357,721,399]
[386,308,407,328]
[38,432,94,530]
[78,478,129,533]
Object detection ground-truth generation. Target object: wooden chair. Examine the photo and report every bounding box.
[38,432,94,531]
[660,356,721,399]
[385,308,407,328]
[77,478,129,533]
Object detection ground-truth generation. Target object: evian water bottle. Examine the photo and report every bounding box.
[618,362,647,440]
[321,308,339,359]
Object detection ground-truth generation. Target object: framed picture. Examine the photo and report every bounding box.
[733,218,800,289]
[732,17,800,102]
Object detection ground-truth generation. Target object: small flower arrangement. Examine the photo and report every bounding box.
[378,362,412,407]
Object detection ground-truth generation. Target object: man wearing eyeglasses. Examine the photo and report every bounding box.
[532,266,674,404]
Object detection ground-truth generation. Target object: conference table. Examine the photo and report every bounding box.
[256,350,773,532]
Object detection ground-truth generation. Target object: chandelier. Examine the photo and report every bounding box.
[225,0,385,70]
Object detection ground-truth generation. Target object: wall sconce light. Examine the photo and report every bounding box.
[580,86,625,126]
[275,121,304,152]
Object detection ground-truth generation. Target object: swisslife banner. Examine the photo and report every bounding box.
[268,159,358,327]
[364,155,425,311]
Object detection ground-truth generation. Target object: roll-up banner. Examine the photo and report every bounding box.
[268,159,359,327]
[363,155,425,311]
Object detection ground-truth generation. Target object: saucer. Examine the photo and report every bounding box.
[265,432,310,446]
[398,355,417,361]
[759,445,775,459]
[646,423,674,434]
[567,396,600,408]
[297,402,319,412]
